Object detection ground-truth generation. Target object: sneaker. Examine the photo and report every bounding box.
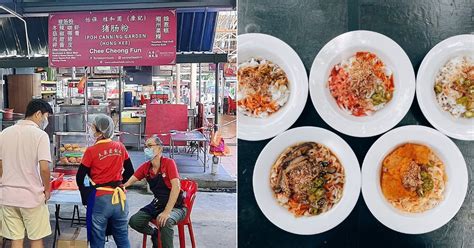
[151,228,159,248]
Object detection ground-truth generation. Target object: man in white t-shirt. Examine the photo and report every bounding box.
[0,99,53,248]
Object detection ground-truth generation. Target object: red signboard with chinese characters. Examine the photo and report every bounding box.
[48,9,177,67]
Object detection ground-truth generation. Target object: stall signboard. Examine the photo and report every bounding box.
[49,9,177,67]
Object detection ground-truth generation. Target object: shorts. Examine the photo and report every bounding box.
[1,204,52,240]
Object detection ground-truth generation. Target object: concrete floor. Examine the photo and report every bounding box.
[1,190,236,248]
[218,114,236,146]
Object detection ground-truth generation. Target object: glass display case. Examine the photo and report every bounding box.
[53,132,121,173]
[53,132,89,173]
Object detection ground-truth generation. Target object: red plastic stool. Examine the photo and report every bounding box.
[142,179,198,248]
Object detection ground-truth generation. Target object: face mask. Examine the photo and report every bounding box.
[41,115,49,130]
[144,147,156,161]
[89,130,97,141]
[87,126,100,144]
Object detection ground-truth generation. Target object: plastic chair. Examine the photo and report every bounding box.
[142,179,198,248]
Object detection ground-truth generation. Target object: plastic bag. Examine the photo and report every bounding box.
[209,130,231,156]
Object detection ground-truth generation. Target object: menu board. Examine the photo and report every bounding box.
[49,9,177,67]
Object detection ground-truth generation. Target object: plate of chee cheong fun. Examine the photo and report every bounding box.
[253,127,361,235]
[309,30,415,137]
[416,34,474,141]
[237,33,308,141]
[362,125,468,234]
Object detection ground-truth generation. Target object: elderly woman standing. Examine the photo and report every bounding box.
[125,136,186,248]
[76,114,134,248]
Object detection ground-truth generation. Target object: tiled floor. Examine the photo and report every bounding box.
[219,114,237,146]
[217,114,237,178]
[220,145,237,178]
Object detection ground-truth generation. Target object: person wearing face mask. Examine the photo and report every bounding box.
[75,114,134,248]
[124,136,186,248]
[0,99,53,248]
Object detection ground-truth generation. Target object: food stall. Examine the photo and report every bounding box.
[54,67,118,131]
[0,1,236,246]
[0,5,229,164]
[51,68,108,173]
[44,8,180,173]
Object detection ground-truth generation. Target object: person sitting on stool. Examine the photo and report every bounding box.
[125,136,186,248]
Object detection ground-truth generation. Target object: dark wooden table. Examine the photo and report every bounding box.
[237,1,473,247]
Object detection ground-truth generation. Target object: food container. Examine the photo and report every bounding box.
[58,176,79,190]
[54,132,88,173]
[50,172,65,191]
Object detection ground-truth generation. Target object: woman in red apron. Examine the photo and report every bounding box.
[124,136,186,248]
[76,114,134,248]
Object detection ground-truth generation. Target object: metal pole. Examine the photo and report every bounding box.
[198,63,201,103]
[221,67,225,115]
[176,64,181,104]
[214,63,219,131]
[190,63,197,109]
[84,67,89,130]
[203,65,207,103]
[71,67,76,105]
[169,74,173,103]
[118,66,122,131]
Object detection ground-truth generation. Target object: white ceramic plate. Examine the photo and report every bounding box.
[309,30,415,137]
[238,33,308,141]
[253,127,361,235]
[362,125,468,234]
[416,34,474,141]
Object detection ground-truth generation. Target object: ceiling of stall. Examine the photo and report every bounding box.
[177,9,218,52]
[0,0,235,13]
[0,17,48,57]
